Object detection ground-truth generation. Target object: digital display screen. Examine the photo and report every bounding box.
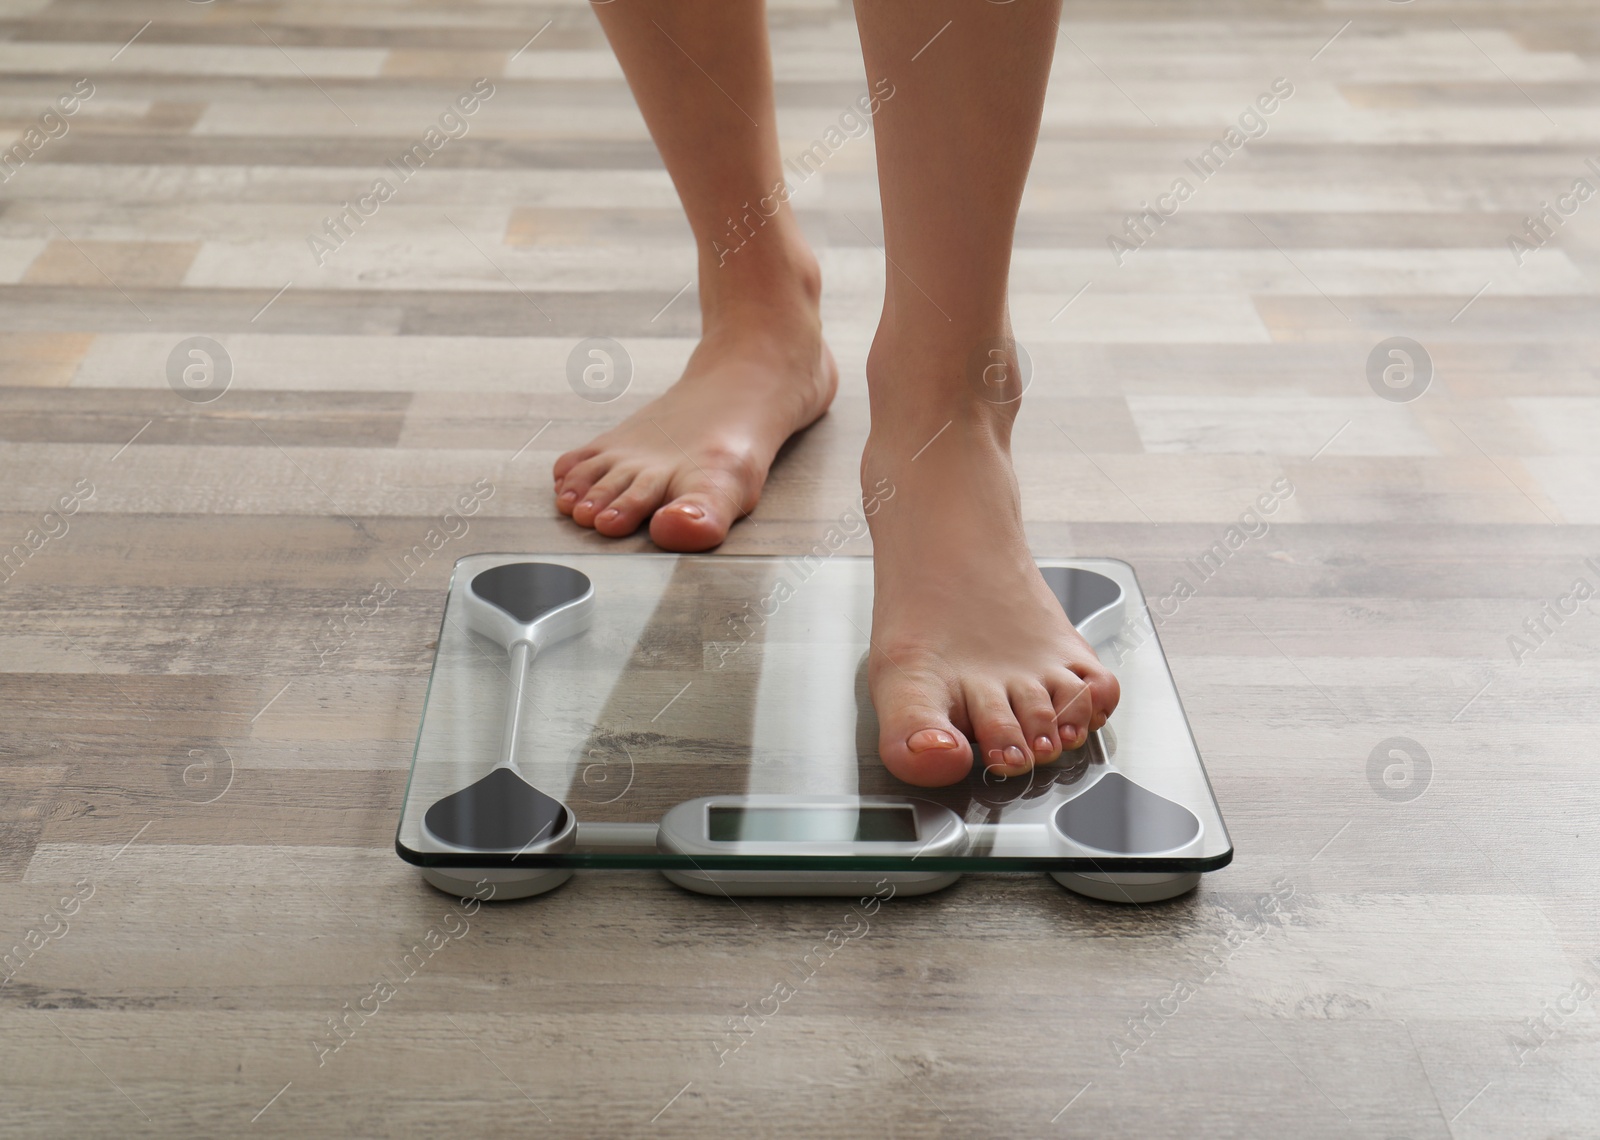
[707,805,917,843]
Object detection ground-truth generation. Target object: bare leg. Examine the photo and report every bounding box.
[854,1,1120,785]
[555,1,837,551]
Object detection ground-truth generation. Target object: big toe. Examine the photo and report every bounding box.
[1079,663,1121,730]
[873,672,972,788]
[648,467,753,552]
[648,494,732,552]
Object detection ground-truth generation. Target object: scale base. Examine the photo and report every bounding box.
[662,869,960,898]
[421,865,574,901]
[421,868,1199,902]
[1051,871,1200,904]
[398,555,1233,904]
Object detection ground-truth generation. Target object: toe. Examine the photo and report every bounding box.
[648,495,731,552]
[648,466,751,550]
[571,467,635,528]
[1047,671,1094,751]
[964,680,1033,776]
[873,669,972,787]
[594,469,669,537]
[1074,661,1121,731]
[555,455,611,517]
[1009,679,1062,765]
[648,455,762,552]
[553,446,598,483]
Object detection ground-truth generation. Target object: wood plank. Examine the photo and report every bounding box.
[2,0,1598,1135]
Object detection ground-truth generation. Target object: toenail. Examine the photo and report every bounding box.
[669,503,705,519]
[1092,712,1108,730]
[908,729,958,753]
[578,500,594,513]
[1061,725,1082,746]
[598,509,619,524]
[1033,735,1053,754]
[1003,745,1027,767]
[558,490,576,503]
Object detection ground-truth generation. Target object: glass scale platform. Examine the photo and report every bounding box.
[395,553,1232,904]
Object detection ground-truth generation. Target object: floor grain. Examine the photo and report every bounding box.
[2,0,1598,1136]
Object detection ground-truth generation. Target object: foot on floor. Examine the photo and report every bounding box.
[552,259,836,552]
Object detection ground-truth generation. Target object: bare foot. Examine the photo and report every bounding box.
[552,260,836,552]
[862,344,1121,788]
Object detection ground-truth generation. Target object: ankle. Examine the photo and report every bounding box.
[698,219,821,329]
[861,411,1018,512]
[864,330,1020,447]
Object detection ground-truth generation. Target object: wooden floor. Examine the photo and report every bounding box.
[3,0,1599,1135]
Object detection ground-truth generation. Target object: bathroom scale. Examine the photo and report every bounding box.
[395,553,1232,904]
